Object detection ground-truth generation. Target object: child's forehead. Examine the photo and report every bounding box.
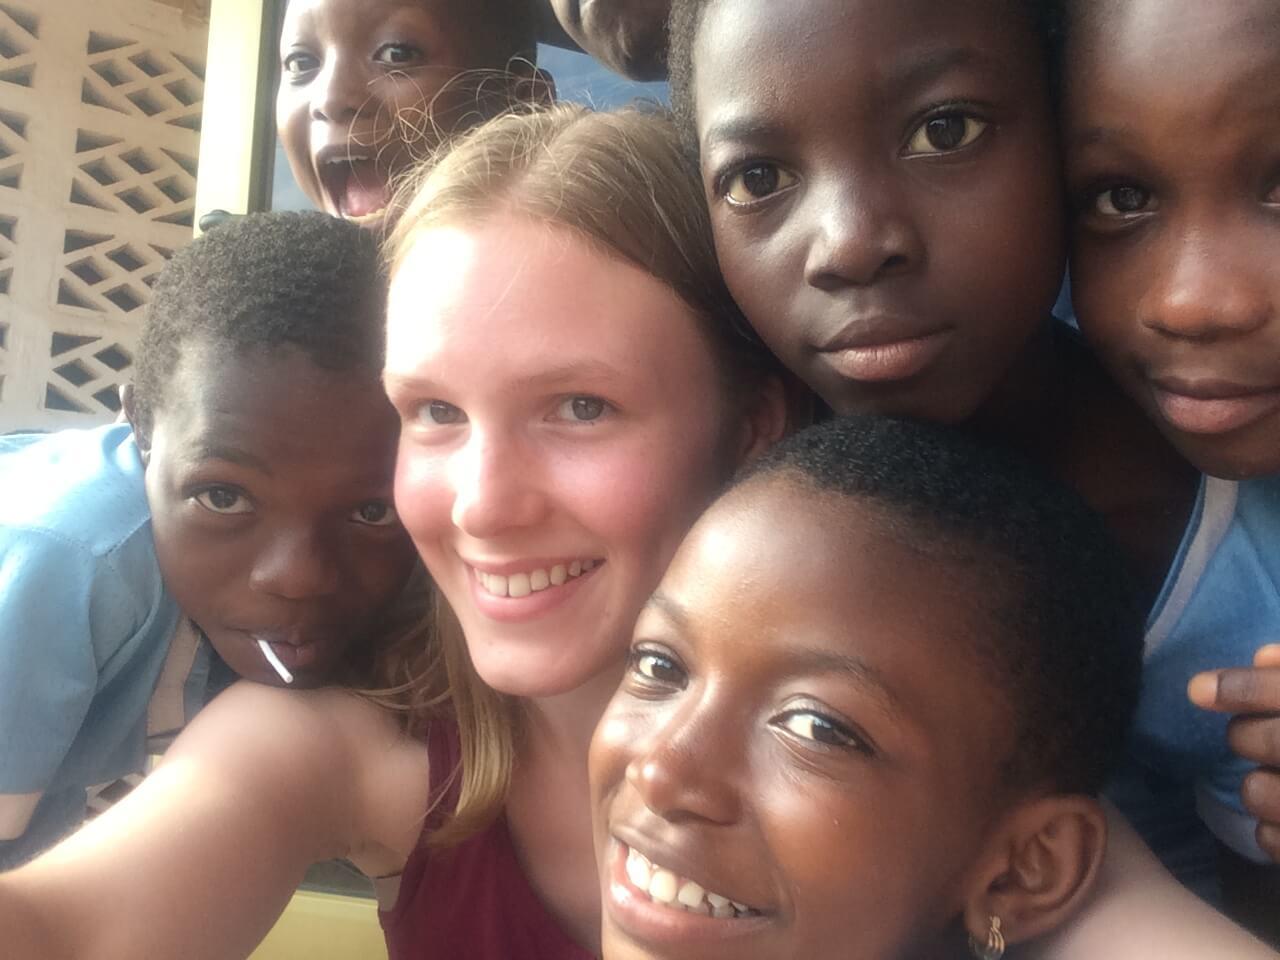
[694,0,1047,119]
[283,0,482,32]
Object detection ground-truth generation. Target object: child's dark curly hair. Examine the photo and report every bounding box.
[130,211,386,442]
[668,0,1064,159]
[739,414,1144,797]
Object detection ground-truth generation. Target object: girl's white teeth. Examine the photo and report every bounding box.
[624,847,756,919]
[476,561,598,597]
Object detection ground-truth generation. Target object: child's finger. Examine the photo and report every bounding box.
[1243,770,1280,863]
[1256,645,1280,669]
[1259,822,1280,865]
[1228,716,1280,765]
[1188,667,1280,714]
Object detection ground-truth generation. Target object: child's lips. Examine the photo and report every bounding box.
[1149,376,1280,436]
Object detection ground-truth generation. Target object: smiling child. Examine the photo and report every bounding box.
[592,415,1145,960]
[1060,0,1280,929]
[0,211,418,867]
[663,0,1270,902]
[277,0,546,224]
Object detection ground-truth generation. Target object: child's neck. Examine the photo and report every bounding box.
[969,318,1199,607]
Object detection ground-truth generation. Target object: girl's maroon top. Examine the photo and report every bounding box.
[379,722,598,959]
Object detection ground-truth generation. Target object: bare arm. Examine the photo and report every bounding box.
[1031,805,1279,960]
[0,682,428,960]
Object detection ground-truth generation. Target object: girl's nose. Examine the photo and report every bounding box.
[1138,227,1273,341]
[448,432,548,538]
[626,702,741,826]
[310,55,365,126]
[249,526,341,600]
[803,176,924,291]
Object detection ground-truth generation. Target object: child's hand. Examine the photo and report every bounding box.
[1189,645,1280,863]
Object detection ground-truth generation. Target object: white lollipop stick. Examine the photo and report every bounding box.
[256,638,294,684]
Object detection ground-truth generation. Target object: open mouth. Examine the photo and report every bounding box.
[621,844,763,919]
[316,153,389,223]
[473,559,602,599]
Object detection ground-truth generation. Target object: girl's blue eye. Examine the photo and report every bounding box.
[374,43,421,66]
[194,487,252,515]
[558,395,608,422]
[629,648,686,688]
[723,162,798,206]
[904,114,988,156]
[419,400,465,425]
[1094,184,1155,217]
[282,51,319,78]
[351,501,398,527]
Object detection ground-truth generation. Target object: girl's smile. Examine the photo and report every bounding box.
[384,216,749,699]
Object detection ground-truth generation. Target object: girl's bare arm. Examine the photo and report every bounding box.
[0,682,428,960]
[1032,804,1279,960]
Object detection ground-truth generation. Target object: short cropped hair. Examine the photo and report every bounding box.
[667,0,1064,157]
[739,415,1143,797]
[131,211,386,440]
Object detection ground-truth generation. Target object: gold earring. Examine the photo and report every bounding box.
[969,915,1005,960]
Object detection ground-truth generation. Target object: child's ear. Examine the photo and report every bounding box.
[961,796,1108,953]
[120,384,151,464]
[735,373,789,466]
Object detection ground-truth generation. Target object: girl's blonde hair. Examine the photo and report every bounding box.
[374,102,778,846]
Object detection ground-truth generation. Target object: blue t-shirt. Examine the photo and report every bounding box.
[1109,474,1280,898]
[0,425,189,867]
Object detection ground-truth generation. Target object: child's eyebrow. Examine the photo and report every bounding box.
[776,647,905,720]
[886,45,1001,94]
[185,441,272,474]
[702,114,780,149]
[643,590,689,629]
[644,591,905,720]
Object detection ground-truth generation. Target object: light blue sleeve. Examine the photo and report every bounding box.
[0,527,100,795]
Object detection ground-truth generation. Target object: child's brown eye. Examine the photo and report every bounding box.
[724,163,798,206]
[194,486,253,515]
[904,115,988,156]
[629,648,686,688]
[1095,185,1153,217]
[282,51,320,79]
[374,43,422,67]
[351,502,399,527]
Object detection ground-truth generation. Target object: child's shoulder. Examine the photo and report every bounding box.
[0,423,151,556]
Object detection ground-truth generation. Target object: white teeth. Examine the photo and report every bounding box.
[476,559,598,597]
[676,880,706,909]
[648,869,679,904]
[626,848,651,890]
[624,846,754,919]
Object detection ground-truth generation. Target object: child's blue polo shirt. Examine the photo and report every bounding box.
[1109,474,1280,898]
[0,424,194,867]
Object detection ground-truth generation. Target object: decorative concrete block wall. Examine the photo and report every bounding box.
[0,0,206,431]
